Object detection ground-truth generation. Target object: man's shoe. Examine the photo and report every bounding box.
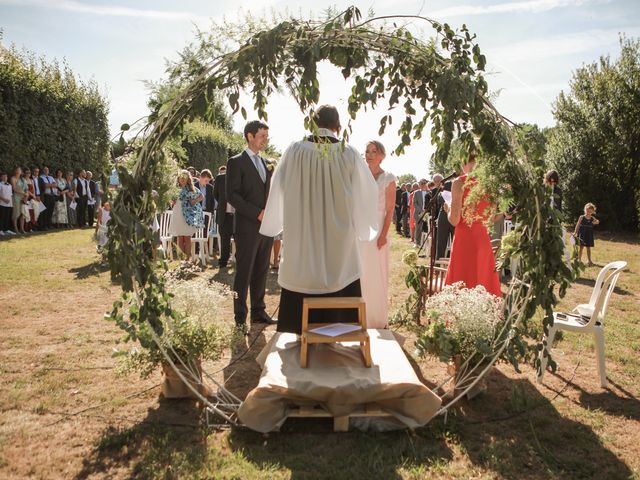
[251,313,277,325]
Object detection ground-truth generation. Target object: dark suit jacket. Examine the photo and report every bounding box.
[194,180,215,214]
[213,173,229,227]
[225,151,273,235]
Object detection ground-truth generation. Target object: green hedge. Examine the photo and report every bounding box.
[0,41,109,176]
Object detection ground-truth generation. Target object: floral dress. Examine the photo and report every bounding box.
[169,187,204,236]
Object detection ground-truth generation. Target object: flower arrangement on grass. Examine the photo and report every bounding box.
[415,282,503,364]
[116,277,234,379]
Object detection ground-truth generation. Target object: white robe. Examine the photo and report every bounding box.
[260,130,379,294]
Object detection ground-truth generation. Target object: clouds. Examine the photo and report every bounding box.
[0,0,206,22]
[429,0,601,18]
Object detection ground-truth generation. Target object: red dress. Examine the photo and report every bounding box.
[444,175,501,297]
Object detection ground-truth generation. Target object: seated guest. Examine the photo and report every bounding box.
[260,105,379,334]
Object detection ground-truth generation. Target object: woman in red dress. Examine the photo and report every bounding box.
[444,154,502,297]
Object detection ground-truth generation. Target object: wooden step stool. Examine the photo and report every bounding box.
[300,297,371,368]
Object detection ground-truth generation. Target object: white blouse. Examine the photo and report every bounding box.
[260,130,379,294]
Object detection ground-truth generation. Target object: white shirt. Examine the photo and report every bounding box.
[260,129,379,294]
[0,182,12,207]
[244,147,267,183]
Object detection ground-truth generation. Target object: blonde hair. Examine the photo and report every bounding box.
[178,169,197,192]
[584,202,596,213]
[366,140,386,158]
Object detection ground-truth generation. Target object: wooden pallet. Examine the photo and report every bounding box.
[285,404,393,432]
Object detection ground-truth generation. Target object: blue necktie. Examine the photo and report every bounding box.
[252,154,266,183]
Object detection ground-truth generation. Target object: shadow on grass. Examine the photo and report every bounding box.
[450,369,633,479]
[227,421,453,479]
[573,276,633,296]
[546,372,640,423]
[74,397,207,480]
[69,260,109,280]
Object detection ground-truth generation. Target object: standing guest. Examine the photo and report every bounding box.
[39,166,56,229]
[260,105,378,334]
[359,140,396,329]
[22,168,38,231]
[394,185,403,234]
[74,170,90,227]
[435,177,455,260]
[401,183,410,237]
[574,203,600,266]
[10,167,27,234]
[544,169,563,211]
[65,172,77,228]
[86,171,98,227]
[213,165,234,268]
[169,170,204,257]
[31,166,41,230]
[413,179,428,247]
[409,182,419,243]
[226,120,276,330]
[271,232,282,270]
[0,172,15,235]
[444,153,502,297]
[195,169,215,226]
[52,169,68,227]
[95,201,111,251]
[187,166,197,178]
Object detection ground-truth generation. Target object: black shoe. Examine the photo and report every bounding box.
[251,313,277,325]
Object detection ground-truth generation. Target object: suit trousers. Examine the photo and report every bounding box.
[218,214,234,266]
[76,196,87,227]
[0,205,12,231]
[87,203,95,227]
[233,230,273,325]
[402,211,410,237]
[43,194,55,228]
[436,212,455,260]
[394,206,402,232]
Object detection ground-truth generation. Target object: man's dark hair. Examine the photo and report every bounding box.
[200,169,213,179]
[244,120,269,141]
[545,169,560,184]
[313,105,341,131]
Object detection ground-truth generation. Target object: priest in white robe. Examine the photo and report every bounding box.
[259,105,379,334]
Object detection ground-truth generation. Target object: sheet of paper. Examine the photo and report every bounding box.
[69,201,77,210]
[308,323,362,337]
[441,190,452,206]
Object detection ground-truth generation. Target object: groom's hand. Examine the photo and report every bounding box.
[258,209,265,221]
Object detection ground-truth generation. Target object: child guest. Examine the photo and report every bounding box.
[574,202,600,266]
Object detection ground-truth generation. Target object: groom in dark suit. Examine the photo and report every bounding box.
[226,120,275,330]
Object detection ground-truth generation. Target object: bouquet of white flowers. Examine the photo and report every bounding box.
[415,282,503,364]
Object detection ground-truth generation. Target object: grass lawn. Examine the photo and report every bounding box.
[0,228,638,479]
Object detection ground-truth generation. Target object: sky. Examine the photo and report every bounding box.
[1,0,639,178]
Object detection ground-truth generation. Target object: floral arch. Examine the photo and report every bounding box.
[107,7,573,422]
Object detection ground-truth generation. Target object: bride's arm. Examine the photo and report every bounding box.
[377,180,396,249]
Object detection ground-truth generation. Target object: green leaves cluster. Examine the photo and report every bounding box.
[0,40,109,175]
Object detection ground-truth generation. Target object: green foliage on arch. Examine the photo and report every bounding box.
[107,7,575,382]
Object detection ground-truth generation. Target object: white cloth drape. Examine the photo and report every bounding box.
[260,131,379,294]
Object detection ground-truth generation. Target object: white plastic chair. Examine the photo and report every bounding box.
[191,212,211,266]
[158,210,174,260]
[503,218,514,234]
[207,211,222,262]
[537,261,627,388]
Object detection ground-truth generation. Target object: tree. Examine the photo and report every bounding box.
[546,36,640,231]
[397,173,417,185]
